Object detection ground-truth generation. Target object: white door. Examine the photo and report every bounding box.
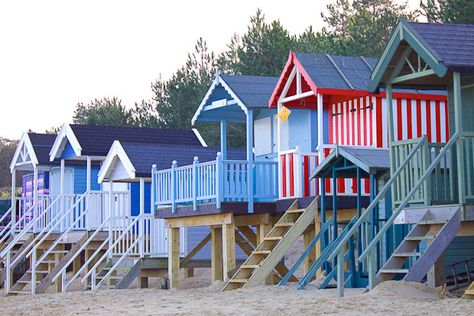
[49,167,74,197]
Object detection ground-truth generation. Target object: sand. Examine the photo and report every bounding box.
[0,280,473,315]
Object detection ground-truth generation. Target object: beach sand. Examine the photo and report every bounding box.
[0,277,473,315]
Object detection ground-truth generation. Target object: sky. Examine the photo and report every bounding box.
[0,0,420,139]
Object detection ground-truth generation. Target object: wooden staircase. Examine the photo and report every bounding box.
[222,197,318,291]
[464,281,474,299]
[88,258,137,290]
[377,207,461,283]
[0,234,35,287]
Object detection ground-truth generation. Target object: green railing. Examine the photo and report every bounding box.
[327,132,460,297]
[460,131,474,201]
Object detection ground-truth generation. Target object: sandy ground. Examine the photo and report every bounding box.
[0,278,473,315]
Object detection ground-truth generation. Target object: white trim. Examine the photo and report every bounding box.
[278,66,297,103]
[49,123,82,161]
[192,128,208,147]
[281,91,314,104]
[97,140,136,183]
[191,74,248,125]
[10,132,39,172]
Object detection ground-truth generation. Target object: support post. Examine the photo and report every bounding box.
[337,249,344,297]
[220,120,227,160]
[321,177,327,250]
[332,166,337,241]
[192,157,198,211]
[453,72,465,204]
[60,159,65,232]
[108,180,113,258]
[86,156,91,231]
[11,168,16,229]
[317,93,325,197]
[246,109,254,213]
[33,165,38,233]
[171,161,177,213]
[139,177,145,258]
[222,223,236,281]
[151,164,157,215]
[211,226,223,282]
[356,167,362,272]
[216,153,223,209]
[386,84,396,211]
[167,226,180,289]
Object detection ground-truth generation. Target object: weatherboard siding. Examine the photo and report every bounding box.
[130,182,151,216]
[73,166,100,194]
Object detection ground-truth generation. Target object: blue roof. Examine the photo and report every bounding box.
[408,21,474,72]
[219,74,279,108]
[69,124,202,157]
[28,133,56,165]
[121,142,246,177]
[295,53,378,90]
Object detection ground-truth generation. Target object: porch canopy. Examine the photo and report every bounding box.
[192,74,278,159]
[367,20,474,204]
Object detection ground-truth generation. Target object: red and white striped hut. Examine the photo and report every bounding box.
[269,52,449,200]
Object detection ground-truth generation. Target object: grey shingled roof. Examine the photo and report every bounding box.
[220,74,279,108]
[121,142,246,178]
[295,54,378,90]
[69,124,202,157]
[408,21,474,72]
[311,146,390,179]
[28,133,57,165]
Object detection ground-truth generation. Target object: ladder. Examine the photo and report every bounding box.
[222,197,318,291]
[377,207,461,283]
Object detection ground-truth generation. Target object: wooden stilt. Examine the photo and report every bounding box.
[140,277,149,289]
[211,226,223,282]
[314,219,322,277]
[222,223,236,281]
[257,223,273,284]
[73,255,81,275]
[184,268,195,278]
[168,227,180,289]
[54,244,65,292]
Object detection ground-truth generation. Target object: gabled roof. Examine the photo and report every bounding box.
[98,140,246,182]
[50,123,204,160]
[269,52,378,106]
[295,53,378,91]
[311,146,390,179]
[192,74,278,125]
[408,22,474,72]
[10,132,56,171]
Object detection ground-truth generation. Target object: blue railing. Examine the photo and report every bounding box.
[152,153,278,213]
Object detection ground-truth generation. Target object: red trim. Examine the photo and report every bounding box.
[365,178,371,194]
[416,99,422,138]
[407,99,412,139]
[376,97,383,147]
[445,101,450,138]
[352,100,356,145]
[289,153,295,197]
[435,100,441,143]
[426,101,432,142]
[317,88,448,101]
[269,52,294,107]
[369,97,373,146]
[304,156,309,197]
[338,178,345,193]
[281,154,287,198]
[397,98,403,140]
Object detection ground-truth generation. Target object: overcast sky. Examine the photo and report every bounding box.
[0,0,419,139]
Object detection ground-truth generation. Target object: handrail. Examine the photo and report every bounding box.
[358,132,460,262]
[94,235,142,290]
[0,203,34,244]
[51,216,112,284]
[26,193,87,259]
[0,196,61,258]
[81,216,140,283]
[327,135,429,262]
[31,194,90,267]
[0,206,13,226]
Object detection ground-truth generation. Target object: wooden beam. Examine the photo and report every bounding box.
[165,213,233,228]
[303,225,316,275]
[234,213,271,227]
[222,223,236,281]
[167,227,180,289]
[237,226,257,246]
[180,233,211,267]
[211,226,223,282]
[390,69,436,84]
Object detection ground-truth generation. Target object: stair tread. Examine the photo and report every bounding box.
[393,252,424,257]
[96,275,123,280]
[286,209,305,213]
[379,268,409,274]
[264,236,283,241]
[8,290,31,294]
[253,250,271,255]
[465,290,474,295]
[241,264,260,269]
[405,235,436,241]
[274,223,294,227]
[228,279,248,283]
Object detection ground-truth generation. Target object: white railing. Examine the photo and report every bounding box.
[82,216,141,290]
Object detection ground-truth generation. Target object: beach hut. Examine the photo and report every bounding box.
[1,124,209,294]
[329,20,474,297]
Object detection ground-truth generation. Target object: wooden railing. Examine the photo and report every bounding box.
[460,132,474,201]
[152,153,279,213]
[327,132,460,297]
